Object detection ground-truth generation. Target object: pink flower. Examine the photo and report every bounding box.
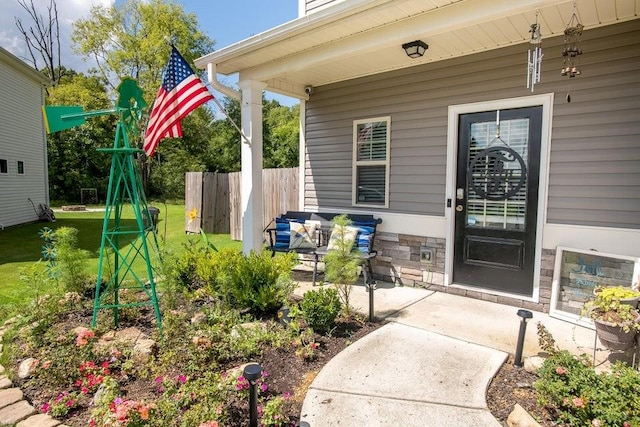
[310,342,318,349]
[573,397,584,408]
[216,404,223,415]
[283,391,291,400]
[592,419,601,427]
[555,366,566,375]
[42,360,52,369]
[154,376,163,384]
[260,383,268,392]
[199,422,219,427]
[41,402,50,413]
[177,374,187,384]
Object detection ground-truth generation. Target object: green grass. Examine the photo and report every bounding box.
[0,203,241,312]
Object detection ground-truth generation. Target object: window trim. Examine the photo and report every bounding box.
[351,116,391,208]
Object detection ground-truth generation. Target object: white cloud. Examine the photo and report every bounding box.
[0,0,114,72]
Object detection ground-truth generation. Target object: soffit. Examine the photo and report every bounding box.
[195,0,639,98]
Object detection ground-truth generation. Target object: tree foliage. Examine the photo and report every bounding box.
[71,0,213,99]
[45,71,116,202]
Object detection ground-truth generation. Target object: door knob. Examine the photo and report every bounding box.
[456,205,464,212]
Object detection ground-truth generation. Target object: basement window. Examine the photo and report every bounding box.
[352,116,390,207]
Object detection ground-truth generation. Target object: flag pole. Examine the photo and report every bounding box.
[208,94,252,145]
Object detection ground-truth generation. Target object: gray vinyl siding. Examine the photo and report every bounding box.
[0,52,49,227]
[304,19,640,229]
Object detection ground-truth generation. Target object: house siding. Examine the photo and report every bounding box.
[303,19,639,311]
[0,51,49,228]
[303,0,340,15]
[304,19,640,230]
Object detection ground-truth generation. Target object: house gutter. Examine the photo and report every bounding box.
[206,62,240,100]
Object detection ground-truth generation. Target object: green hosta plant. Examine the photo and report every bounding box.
[582,286,640,332]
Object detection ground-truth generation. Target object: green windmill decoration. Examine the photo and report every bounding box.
[43,78,162,329]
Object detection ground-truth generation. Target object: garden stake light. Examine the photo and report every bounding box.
[514,309,533,367]
[243,363,262,427]
[367,281,377,322]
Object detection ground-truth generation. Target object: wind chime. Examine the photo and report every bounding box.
[527,14,543,92]
[561,2,584,102]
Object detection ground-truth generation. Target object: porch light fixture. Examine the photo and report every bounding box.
[402,40,428,58]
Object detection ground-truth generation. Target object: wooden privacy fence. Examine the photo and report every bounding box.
[185,167,299,240]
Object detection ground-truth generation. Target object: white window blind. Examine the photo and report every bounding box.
[352,117,390,207]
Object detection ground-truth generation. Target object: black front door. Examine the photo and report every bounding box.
[453,107,542,296]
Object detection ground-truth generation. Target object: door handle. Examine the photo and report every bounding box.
[456,205,464,212]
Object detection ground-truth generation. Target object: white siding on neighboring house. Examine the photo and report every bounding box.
[300,0,341,15]
[0,48,50,228]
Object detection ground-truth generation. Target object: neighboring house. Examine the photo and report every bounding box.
[0,46,51,228]
[195,0,640,313]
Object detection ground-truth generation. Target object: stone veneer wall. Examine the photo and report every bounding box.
[372,232,555,313]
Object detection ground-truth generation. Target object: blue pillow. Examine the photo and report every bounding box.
[352,222,376,253]
[274,217,304,248]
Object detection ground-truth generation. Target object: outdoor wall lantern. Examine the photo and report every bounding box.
[402,40,428,58]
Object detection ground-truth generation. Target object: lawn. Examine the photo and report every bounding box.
[0,204,241,315]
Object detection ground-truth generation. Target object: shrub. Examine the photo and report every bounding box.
[300,287,342,334]
[54,227,91,294]
[534,350,640,426]
[324,214,360,315]
[226,250,296,315]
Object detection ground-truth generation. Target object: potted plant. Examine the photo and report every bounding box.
[583,286,640,351]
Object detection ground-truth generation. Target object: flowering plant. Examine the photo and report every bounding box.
[99,397,154,427]
[41,391,81,418]
[75,360,110,394]
[582,286,640,332]
[259,393,294,427]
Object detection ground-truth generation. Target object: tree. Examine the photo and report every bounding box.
[72,0,214,100]
[15,0,62,86]
[45,71,115,202]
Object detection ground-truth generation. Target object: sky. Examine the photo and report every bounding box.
[0,0,299,105]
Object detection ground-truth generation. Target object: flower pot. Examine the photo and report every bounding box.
[620,296,640,309]
[593,318,637,351]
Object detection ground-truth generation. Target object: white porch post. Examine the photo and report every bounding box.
[239,80,267,254]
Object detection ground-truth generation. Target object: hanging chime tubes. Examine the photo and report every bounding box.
[527,15,543,92]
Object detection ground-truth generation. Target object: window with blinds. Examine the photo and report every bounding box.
[352,117,390,207]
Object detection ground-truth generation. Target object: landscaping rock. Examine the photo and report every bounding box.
[524,356,545,373]
[0,376,12,389]
[0,400,36,425]
[191,312,207,325]
[96,327,156,364]
[0,388,23,409]
[16,413,61,427]
[507,403,542,427]
[17,358,38,379]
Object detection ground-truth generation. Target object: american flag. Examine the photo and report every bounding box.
[143,46,214,157]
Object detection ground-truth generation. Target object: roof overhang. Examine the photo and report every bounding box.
[195,0,639,99]
[0,46,52,87]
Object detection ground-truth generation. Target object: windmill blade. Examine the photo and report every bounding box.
[42,105,86,134]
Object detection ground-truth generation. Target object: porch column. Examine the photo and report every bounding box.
[239,80,267,254]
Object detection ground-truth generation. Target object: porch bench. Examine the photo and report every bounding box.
[265,211,382,286]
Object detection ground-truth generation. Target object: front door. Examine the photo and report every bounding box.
[453,107,542,296]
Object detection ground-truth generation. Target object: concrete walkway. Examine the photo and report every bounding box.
[294,278,608,426]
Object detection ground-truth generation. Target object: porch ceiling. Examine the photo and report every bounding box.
[195,0,639,99]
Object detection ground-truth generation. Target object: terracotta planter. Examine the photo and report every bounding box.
[593,318,637,351]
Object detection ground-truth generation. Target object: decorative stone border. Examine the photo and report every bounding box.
[0,320,69,427]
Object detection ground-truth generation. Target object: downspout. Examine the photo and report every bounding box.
[206,62,240,100]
